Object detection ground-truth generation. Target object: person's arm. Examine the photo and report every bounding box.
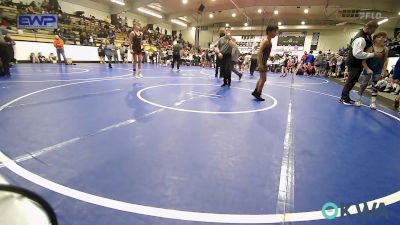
[362,59,373,74]
[228,37,235,48]
[128,32,134,51]
[394,58,400,79]
[352,37,374,59]
[382,47,389,76]
[257,39,269,70]
[213,38,221,54]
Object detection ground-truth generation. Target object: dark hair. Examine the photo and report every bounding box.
[310,50,313,53]
[225,26,231,29]
[319,51,322,54]
[365,21,379,29]
[266,25,279,34]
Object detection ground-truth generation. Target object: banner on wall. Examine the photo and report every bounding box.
[310,32,320,51]
[277,32,306,47]
[17,14,58,29]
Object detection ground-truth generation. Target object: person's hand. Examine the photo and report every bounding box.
[218,53,223,59]
[374,52,383,58]
[366,68,373,75]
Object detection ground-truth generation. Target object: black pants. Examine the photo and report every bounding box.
[221,53,232,85]
[341,65,363,100]
[250,58,257,75]
[106,55,113,67]
[0,43,11,75]
[215,57,221,77]
[0,58,10,75]
[231,61,241,77]
[172,53,181,69]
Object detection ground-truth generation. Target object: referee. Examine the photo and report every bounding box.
[214,26,236,87]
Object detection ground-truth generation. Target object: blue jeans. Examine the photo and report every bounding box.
[56,49,67,64]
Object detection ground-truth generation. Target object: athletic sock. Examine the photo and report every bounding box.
[395,85,400,94]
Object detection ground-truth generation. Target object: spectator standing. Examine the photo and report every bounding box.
[53,35,67,64]
[336,54,344,76]
[0,35,12,76]
[315,51,324,75]
[305,50,315,65]
[88,34,94,46]
[112,46,119,63]
[4,34,15,64]
[250,46,258,76]
[120,42,128,63]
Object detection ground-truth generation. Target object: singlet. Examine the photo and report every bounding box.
[131,31,142,52]
[362,46,386,75]
[262,42,272,64]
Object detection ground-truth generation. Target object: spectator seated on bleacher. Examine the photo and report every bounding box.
[38,52,46,63]
[48,53,57,63]
[16,1,26,11]
[104,16,111,24]
[30,53,39,63]
[1,0,13,7]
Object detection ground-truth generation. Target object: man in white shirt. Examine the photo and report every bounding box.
[340,21,383,105]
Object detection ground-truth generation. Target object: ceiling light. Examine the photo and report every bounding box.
[191,27,196,31]
[209,13,214,18]
[304,8,309,14]
[232,13,236,17]
[301,21,306,25]
[182,0,188,4]
[138,7,163,18]
[278,21,282,26]
[274,10,279,15]
[398,12,400,15]
[179,16,188,22]
[110,0,125,6]
[226,23,229,27]
[244,22,248,26]
[171,19,187,27]
[377,18,389,25]
[258,9,262,14]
